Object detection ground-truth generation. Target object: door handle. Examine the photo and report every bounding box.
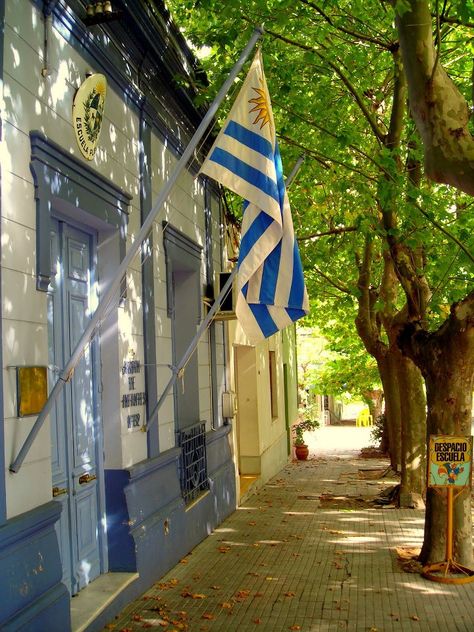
[52,486,68,497]
[78,472,97,485]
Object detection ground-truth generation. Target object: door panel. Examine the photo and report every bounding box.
[49,219,101,595]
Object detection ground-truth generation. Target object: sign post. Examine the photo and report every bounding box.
[423,435,474,583]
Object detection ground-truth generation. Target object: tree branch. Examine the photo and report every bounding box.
[273,98,393,177]
[298,226,357,241]
[279,133,379,182]
[311,264,351,294]
[299,0,396,50]
[355,237,385,356]
[260,23,386,143]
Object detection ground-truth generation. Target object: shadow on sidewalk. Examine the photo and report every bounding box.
[104,430,474,632]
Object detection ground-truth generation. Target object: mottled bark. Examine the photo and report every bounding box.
[355,242,426,482]
[396,0,474,196]
[363,389,384,422]
[399,291,474,565]
[395,346,426,504]
[376,351,402,471]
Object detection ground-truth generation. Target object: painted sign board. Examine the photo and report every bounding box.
[72,73,107,160]
[121,357,146,430]
[428,435,472,488]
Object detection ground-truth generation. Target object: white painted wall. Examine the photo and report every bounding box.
[2,3,225,516]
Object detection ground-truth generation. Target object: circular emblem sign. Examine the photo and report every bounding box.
[73,73,107,160]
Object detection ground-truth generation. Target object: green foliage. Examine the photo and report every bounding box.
[167,0,474,399]
[370,413,386,449]
[293,417,320,446]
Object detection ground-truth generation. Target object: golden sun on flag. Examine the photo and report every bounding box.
[248,85,271,129]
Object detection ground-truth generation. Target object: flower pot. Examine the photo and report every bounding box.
[295,443,309,460]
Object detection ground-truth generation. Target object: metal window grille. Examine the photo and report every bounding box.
[177,422,209,505]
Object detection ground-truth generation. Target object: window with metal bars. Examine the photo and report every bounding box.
[177,422,209,505]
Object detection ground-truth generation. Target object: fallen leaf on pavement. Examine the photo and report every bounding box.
[253,618,262,624]
[411,615,420,621]
[202,613,215,620]
[211,585,221,590]
[180,590,206,599]
[289,626,301,631]
[284,592,295,597]
[221,602,233,609]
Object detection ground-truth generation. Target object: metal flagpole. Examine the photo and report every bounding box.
[10,26,264,474]
[144,154,306,434]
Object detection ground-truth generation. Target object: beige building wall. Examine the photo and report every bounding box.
[227,318,297,500]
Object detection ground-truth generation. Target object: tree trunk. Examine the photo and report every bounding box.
[396,0,474,196]
[399,292,474,565]
[363,389,384,422]
[377,352,402,472]
[395,347,426,506]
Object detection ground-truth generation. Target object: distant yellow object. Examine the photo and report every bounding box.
[356,408,373,427]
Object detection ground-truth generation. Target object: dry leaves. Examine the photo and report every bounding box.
[201,613,215,620]
[180,590,206,599]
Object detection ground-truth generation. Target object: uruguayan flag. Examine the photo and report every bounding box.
[200,50,309,344]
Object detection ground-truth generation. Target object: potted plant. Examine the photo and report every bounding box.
[293,418,319,460]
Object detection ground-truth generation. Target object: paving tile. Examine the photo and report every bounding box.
[104,428,474,632]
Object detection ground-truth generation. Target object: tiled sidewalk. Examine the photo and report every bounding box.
[105,438,474,632]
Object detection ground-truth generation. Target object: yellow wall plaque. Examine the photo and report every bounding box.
[72,73,107,160]
[428,435,472,487]
[17,366,48,417]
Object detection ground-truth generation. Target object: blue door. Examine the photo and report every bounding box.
[48,219,102,595]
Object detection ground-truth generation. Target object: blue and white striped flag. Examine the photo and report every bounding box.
[200,50,309,344]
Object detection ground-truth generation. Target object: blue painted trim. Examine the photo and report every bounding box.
[140,115,159,458]
[99,435,235,625]
[29,130,130,291]
[2,583,70,632]
[0,501,70,630]
[0,0,6,526]
[104,448,181,571]
[104,470,136,572]
[204,181,219,429]
[129,446,181,483]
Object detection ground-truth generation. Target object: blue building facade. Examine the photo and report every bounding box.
[0,1,236,629]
